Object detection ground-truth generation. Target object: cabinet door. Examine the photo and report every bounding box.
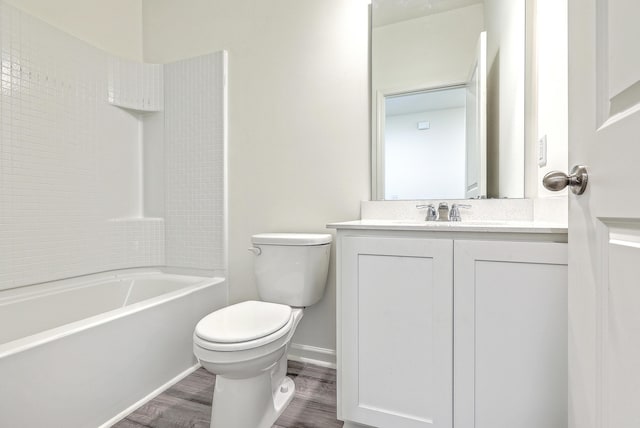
[454,240,568,428]
[341,236,453,428]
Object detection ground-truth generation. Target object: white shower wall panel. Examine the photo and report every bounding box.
[0,1,164,290]
[164,52,226,271]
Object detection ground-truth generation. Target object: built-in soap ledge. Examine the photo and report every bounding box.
[108,58,164,112]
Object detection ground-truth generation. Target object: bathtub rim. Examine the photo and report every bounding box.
[0,268,226,359]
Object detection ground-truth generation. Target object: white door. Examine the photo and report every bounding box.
[465,32,486,199]
[568,0,640,427]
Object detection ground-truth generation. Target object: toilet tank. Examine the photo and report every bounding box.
[251,233,332,307]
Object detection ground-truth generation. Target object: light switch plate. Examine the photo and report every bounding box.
[538,135,547,167]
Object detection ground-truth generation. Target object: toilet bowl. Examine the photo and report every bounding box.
[193,233,331,428]
[194,301,304,428]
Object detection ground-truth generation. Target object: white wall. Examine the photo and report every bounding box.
[4,0,142,61]
[385,108,466,200]
[485,0,525,198]
[142,0,370,360]
[535,0,568,199]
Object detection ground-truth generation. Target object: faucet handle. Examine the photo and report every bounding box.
[416,204,438,221]
[450,204,472,221]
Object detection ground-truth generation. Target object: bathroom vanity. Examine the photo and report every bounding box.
[328,220,568,428]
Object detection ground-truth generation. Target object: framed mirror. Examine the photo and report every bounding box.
[371,0,525,200]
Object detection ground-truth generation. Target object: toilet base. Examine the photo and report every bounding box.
[196,308,305,428]
[210,367,295,428]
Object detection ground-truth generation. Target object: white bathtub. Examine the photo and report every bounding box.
[0,270,227,428]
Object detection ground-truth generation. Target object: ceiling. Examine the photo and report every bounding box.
[385,87,467,116]
[372,0,484,27]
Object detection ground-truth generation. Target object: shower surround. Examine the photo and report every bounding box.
[0,2,227,426]
[0,0,226,291]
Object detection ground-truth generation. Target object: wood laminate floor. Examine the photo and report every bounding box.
[113,361,344,428]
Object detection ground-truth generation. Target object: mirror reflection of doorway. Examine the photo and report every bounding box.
[378,32,486,200]
[384,86,467,200]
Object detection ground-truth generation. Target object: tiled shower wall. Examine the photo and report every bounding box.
[0,1,226,290]
[165,53,226,271]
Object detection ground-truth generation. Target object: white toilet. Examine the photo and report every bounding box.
[193,233,332,428]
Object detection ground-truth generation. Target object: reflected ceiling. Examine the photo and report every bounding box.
[385,87,466,116]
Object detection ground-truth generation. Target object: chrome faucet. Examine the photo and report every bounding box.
[450,203,471,221]
[416,204,438,221]
[438,203,450,221]
[417,202,472,222]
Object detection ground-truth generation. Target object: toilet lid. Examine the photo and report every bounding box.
[195,300,292,344]
[251,233,332,246]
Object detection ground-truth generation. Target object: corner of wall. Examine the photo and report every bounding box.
[4,0,144,61]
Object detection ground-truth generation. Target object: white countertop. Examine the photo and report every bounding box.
[327,219,568,234]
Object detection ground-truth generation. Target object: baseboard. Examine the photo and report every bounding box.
[343,421,376,428]
[99,363,201,428]
[288,343,336,369]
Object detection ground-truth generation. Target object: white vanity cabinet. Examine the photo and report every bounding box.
[340,235,454,428]
[453,239,568,428]
[332,225,568,428]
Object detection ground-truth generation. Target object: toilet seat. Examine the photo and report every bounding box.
[195,301,294,352]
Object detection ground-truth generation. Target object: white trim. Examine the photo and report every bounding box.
[288,343,337,369]
[221,50,229,278]
[343,421,376,428]
[98,363,201,428]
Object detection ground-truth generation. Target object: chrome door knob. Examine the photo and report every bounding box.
[542,165,588,195]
